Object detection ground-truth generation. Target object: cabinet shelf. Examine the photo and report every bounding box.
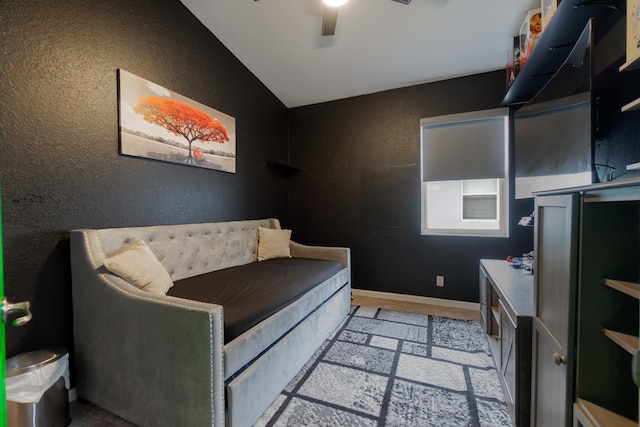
[619,31,640,113]
[604,278,640,299]
[621,98,640,112]
[620,55,640,72]
[603,329,639,354]
[577,398,637,427]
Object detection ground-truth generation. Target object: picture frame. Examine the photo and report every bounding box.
[626,0,640,64]
[118,69,236,173]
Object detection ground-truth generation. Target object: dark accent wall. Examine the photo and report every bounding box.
[288,71,535,303]
[7,0,637,375]
[0,0,289,358]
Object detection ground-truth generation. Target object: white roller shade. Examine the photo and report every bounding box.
[421,108,508,182]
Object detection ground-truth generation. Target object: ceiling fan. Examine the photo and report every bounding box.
[254,0,412,37]
[322,0,412,36]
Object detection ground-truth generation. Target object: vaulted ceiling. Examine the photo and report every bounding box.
[182,0,539,107]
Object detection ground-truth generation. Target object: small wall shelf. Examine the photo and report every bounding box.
[266,161,299,179]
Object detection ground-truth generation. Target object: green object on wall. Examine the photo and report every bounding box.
[0,182,7,427]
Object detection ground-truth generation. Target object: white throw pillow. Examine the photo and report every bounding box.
[102,240,174,295]
[258,226,292,261]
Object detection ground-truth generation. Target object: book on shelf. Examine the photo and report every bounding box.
[541,0,558,31]
[519,8,542,69]
[507,35,523,88]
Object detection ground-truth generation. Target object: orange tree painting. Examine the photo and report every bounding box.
[134,96,229,162]
[118,69,236,173]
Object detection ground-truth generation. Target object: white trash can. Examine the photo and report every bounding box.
[6,348,70,427]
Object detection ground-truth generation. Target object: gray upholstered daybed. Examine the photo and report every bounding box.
[69,218,351,427]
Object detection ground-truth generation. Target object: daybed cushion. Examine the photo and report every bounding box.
[257,226,292,261]
[167,257,342,343]
[102,240,174,295]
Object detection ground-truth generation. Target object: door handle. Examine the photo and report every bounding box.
[552,352,567,365]
[2,297,32,327]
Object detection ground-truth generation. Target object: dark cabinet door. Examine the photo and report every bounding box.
[531,194,579,427]
[500,299,517,407]
[479,265,489,333]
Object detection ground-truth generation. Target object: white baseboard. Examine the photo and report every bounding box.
[352,289,479,311]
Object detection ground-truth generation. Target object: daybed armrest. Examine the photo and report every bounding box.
[289,241,351,269]
[70,231,225,427]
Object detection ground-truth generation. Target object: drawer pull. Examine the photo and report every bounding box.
[552,353,567,365]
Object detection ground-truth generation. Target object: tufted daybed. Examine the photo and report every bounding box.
[69,218,351,427]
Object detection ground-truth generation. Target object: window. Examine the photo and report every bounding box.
[462,179,498,220]
[420,109,509,237]
[424,178,506,235]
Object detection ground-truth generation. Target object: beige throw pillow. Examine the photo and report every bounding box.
[102,240,174,295]
[258,226,292,261]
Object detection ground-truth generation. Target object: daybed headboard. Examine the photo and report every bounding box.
[76,218,281,281]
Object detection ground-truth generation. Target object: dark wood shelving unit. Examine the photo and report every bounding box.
[572,186,640,426]
[502,0,624,107]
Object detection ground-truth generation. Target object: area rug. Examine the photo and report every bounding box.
[256,305,511,427]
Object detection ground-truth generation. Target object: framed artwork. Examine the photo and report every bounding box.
[118,69,236,173]
[627,0,640,63]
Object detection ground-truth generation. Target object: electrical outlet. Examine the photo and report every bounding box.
[436,275,445,287]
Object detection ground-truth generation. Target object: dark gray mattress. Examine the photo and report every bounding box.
[167,257,343,343]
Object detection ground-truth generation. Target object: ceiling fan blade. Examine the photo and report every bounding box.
[321,7,338,36]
